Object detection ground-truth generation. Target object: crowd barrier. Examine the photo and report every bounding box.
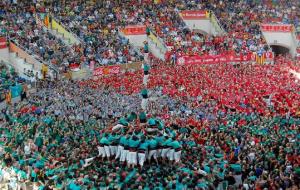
[9,42,40,71]
[70,61,143,80]
[92,62,142,77]
[9,41,59,79]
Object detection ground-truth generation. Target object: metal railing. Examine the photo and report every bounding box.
[48,13,84,45]
[7,38,59,76]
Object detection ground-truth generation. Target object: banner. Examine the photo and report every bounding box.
[177,52,275,65]
[0,37,7,49]
[93,65,121,76]
[122,25,146,35]
[180,10,209,20]
[261,24,294,32]
[176,53,255,65]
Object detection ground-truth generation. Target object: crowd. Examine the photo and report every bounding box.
[50,1,143,67]
[0,1,300,190]
[1,0,299,70]
[0,54,299,189]
[0,1,75,72]
[48,0,300,59]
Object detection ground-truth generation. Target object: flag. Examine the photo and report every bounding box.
[44,15,49,28]
[255,52,265,64]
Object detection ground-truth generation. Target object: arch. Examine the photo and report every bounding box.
[269,44,290,56]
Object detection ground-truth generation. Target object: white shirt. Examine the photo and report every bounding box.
[24,144,31,155]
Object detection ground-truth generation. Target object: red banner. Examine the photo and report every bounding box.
[176,53,256,65]
[0,37,7,49]
[180,10,208,20]
[261,24,294,32]
[93,65,121,76]
[122,25,146,35]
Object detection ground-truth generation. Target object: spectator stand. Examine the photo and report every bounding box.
[39,13,82,46]
[8,39,59,81]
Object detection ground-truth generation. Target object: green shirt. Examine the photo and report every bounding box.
[139,112,147,121]
[141,89,148,96]
[35,136,44,147]
[143,64,150,72]
[120,136,128,146]
[148,139,158,149]
[118,118,129,126]
[100,137,110,145]
[169,141,181,149]
[128,137,140,148]
[162,138,172,146]
[148,118,156,126]
[139,141,149,150]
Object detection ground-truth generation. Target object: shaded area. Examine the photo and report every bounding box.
[271,45,290,56]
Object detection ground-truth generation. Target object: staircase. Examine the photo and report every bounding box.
[50,18,81,46]
[37,13,81,46]
[209,11,227,36]
[147,31,167,60]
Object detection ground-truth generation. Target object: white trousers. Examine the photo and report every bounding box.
[167,149,175,161]
[144,53,149,62]
[147,150,157,160]
[157,149,163,158]
[115,145,124,159]
[143,74,149,85]
[104,146,110,157]
[138,153,146,167]
[161,148,170,158]
[127,151,137,165]
[141,98,148,110]
[174,151,181,162]
[120,149,128,162]
[109,145,117,156]
[97,146,106,157]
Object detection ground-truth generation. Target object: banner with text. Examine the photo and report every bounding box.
[122,25,146,35]
[176,53,256,65]
[261,24,294,32]
[0,37,7,49]
[93,65,121,76]
[180,10,209,20]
